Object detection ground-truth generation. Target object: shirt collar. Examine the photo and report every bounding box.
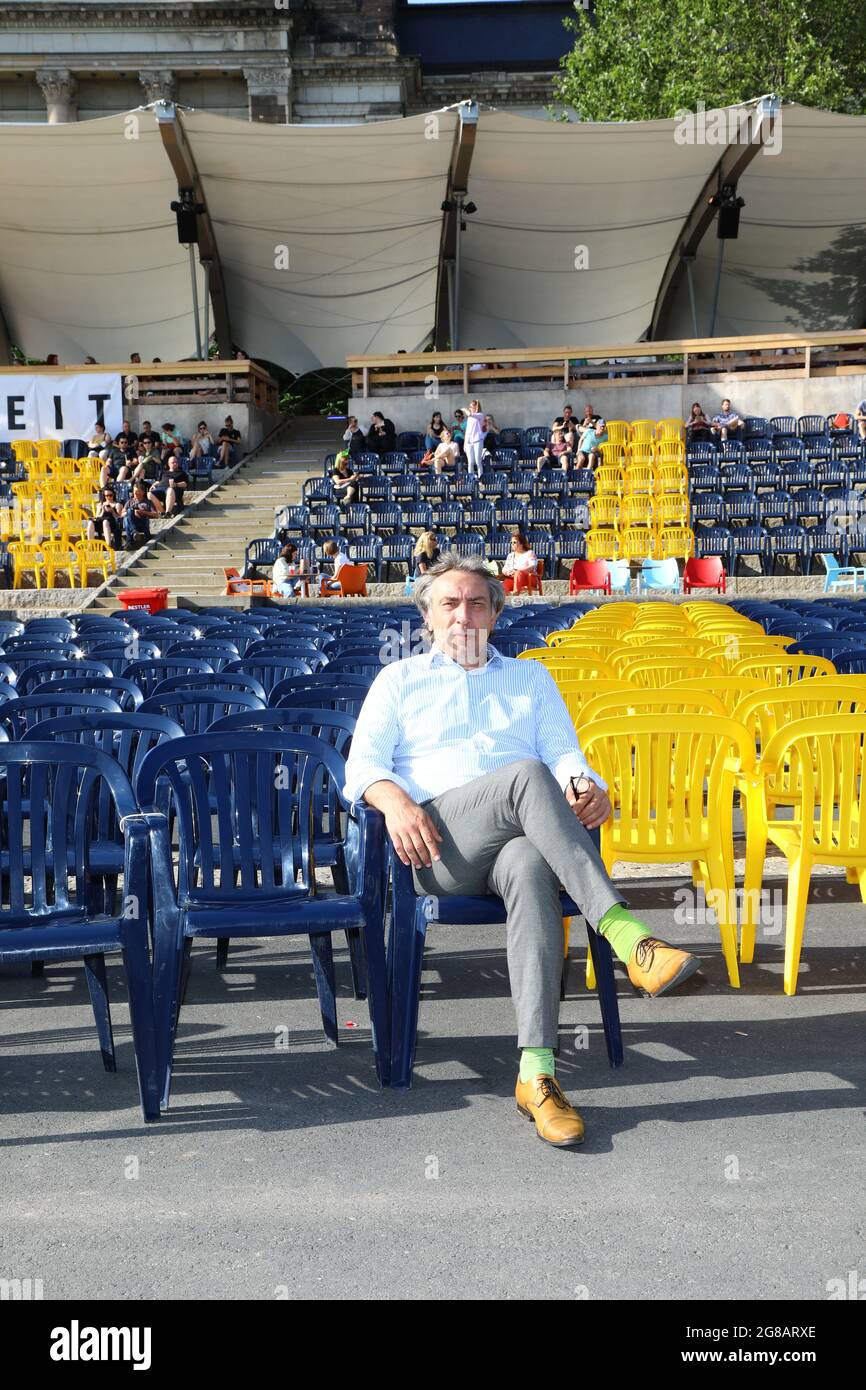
[426,641,504,671]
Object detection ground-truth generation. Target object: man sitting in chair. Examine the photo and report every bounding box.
[344,554,700,1148]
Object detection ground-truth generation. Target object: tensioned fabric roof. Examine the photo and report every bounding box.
[0,102,864,369]
[656,105,866,340]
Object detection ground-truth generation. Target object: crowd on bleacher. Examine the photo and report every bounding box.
[258,401,866,592]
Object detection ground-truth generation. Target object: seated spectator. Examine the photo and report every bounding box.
[450,409,467,447]
[332,451,361,505]
[122,481,161,548]
[271,541,309,597]
[129,352,142,364]
[127,442,163,486]
[45,354,60,366]
[120,419,139,449]
[481,413,499,466]
[84,356,98,365]
[432,427,460,476]
[137,419,157,447]
[424,411,446,453]
[501,530,538,592]
[686,402,712,443]
[414,531,442,576]
[536,429,572,474]
[579,403,599,432]
[159,422,184,461]
[320,538,351,594]
[342,415,368,456]
[149,455,190,515]
[366,411,396,455]
[561,404,579,434]
[87,487,122,549]
[576,417,607,470]
[217,416,242,466]
[87,423,113,460]
[188,421,215,460]
[853,401,866,441]
[710,398,744,441]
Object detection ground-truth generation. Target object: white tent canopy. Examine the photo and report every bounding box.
[0,102,864,369]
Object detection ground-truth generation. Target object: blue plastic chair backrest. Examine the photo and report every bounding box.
[29,675,144,712]
[135,731,348,900]
[125,657,215,700]
[0,620,25,641]
[224,656,313,695]
[148,671,269,704]
[15,660,114,697]
[267,673,373,706]
[0,743,138,918]
[24,713,184,803]
[3,634,73,654]
[0,679,18,703]
[83,638,162,666]
[274,685,372,718]
[22,618,77,636]
[140,687,266,736]
[0,692,123,740]
[244,638,322,659]
[319,655,384,679]
[641,558,680,589]
[165,641,241,673]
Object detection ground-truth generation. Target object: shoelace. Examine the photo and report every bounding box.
[536,1077,569,1109]
[634,936,667,969]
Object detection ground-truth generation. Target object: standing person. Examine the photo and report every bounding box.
[461,400,486,478]
[342,416,368,456]
[344,554,700,1148]
[852,401,866,441]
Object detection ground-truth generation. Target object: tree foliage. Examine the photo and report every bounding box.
[554,0,866,121]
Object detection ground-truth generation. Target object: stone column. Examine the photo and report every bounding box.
[139,70,178,106]
[36,68,78,124]
[243,64,292,124]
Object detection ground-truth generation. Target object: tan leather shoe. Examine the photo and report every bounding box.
[628,936,700,997]
[515,1074,585,1147]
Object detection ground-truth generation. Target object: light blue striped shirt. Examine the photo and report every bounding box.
[343,643,605,806]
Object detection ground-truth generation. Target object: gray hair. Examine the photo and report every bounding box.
[414,551,505,621]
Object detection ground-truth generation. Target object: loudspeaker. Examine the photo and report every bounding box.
[717,202,742,239]
[173,205,199,244]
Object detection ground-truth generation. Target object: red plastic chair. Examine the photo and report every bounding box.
[505,561,545,596]
[569,559,611,595]
[683,556,726,594]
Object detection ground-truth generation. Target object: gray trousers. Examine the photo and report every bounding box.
[412,759,625,1048]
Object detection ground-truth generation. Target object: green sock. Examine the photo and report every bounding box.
[519,1047,555,1082]
[597,903,650,965]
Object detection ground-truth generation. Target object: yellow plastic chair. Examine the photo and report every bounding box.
[75,539,115,588]
[597,441,626,468]
[11,481,41,502]
[11,440,37,462]
[7,541,44,589]
[536,658,620,683]
[748,716,866,994]
[657,525,695,560]
[622,464,657,496]
[603,421,630,447]
[656,419,685,442]
[36,438,62,461]
[619,526,657,563]
[667,674,766,716]
[732,655,837,686]
[556,679,635,726]
[585,528,620,562]
[41,539,79,589]
[656,494,690,528]
[655,461,689,494]
[625,444,655,469]
[581,714,756,986]
[546,637,626,662]
[577,687,727,728]
[613,653,727,688]
[620,494,655,527]
[629,420,657,444]
[593,466,623,498]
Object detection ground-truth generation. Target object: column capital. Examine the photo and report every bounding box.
[36,67,78,123]
[139,70,178,106]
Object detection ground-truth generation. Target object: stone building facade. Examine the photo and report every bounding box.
[0,0,562,126]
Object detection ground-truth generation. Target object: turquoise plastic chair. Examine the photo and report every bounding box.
[819,554,866,594]
[609,558,631,594]
[639,557,681,594]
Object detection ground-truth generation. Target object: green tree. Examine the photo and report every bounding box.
[554,0,866,121]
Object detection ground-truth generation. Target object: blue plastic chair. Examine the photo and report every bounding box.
[140,687,265,735]
[0,691,123,739]
[820,554,866,594]
[11,659,110,695]
[0,743,159,1121]
[0,679,18,703]
[135,733,390,1107]
[224,655,313,697]
[639,557,681,593]
[125,657,215,700]
[387,833,623,1089]
[28,675,143,712]
[165,640,241,673]
[148,671,269,704]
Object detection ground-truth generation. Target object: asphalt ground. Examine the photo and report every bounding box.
[1,873,865,1302]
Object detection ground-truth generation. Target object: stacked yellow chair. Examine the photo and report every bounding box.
[585,420,692,567]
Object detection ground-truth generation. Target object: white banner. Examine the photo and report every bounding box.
[0,373,123,444]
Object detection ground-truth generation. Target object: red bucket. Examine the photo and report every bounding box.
[117,587,169,615]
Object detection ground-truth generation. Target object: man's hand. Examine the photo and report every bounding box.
[565,777,611,830]
[363,781,443,869]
